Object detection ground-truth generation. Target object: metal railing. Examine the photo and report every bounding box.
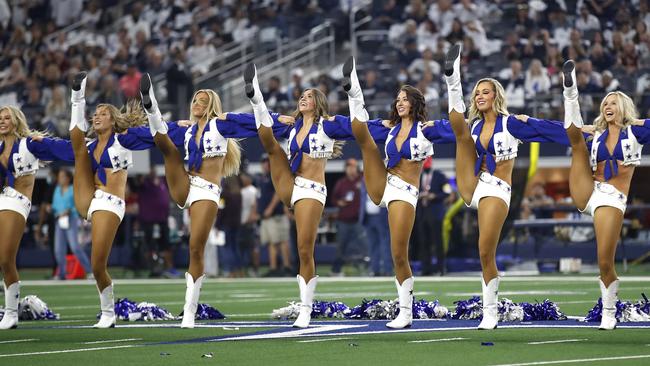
[208,22,336,111]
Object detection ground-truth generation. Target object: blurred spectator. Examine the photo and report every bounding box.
[360,180,391,276]
[217,176,243,277]
[257,155,291,276]
[44,85,68,134]
[239,173,259,277]
[408,48,441,82]
[119,63,142,99]
[136,168,177,278]
[264,76,289,111]
[52,169,91,280]
[575,6,601,33]
[21,87,45,129]
[331,158,366,276]
[500,60,526,111]
[601,70,620,92]
[525,59,551,98]
[51,0,83,28]
[186,34,217,77]
[413,157,450,275]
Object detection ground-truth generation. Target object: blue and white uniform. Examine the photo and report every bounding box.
[580,119,650,216]
[340,117,456,209]
[468,115,567,209]
[0,137,74,220]
[230,113,352,207]
[163,113,290,208]
[86,128,157,221]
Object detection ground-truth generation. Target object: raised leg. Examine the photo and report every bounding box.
[69,72,96,217]
[444,44,478,203]
[562,60,594,210]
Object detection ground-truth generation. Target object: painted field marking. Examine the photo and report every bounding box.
[83,338,142,345]
[0,339,38,344]
[0,345,136,358]
[297,337,354,343]
[409,337,468,343]
[490,354,650,366]
[527,339,587,345]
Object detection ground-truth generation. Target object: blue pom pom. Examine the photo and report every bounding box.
[451,296,483,320]
[195,303,226,320]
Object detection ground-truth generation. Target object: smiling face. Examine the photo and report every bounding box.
[0,108,15,136]
[601,94,621,125]
[474,81,496,113]
[395,90,412,119]
[191,91,209,120]
[298,89,316,113]
[92,105,113,133]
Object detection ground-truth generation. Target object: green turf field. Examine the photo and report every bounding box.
[1,276,650,365]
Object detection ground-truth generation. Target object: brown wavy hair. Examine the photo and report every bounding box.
[388,85,427,127]
[291,88,344,158]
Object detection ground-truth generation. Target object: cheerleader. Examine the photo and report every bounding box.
[561,60,650,330]
[139,74,291,328]
[244,64,354,328]
[68,72,157,328]
[0,105,73,329]
[341,57,456,328]
[443,44,568,329]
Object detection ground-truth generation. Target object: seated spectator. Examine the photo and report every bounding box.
[264,76,289,111]
[119,62,142,99]
[575,6,601,34]
[525,59,551,98]
[408,48,441,82]
[499,60,526,111]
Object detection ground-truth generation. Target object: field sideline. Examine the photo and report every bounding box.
[1,276,650,365]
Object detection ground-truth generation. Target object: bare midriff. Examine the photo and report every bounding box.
[95,169,128,199]
[10,175,36,200]
[593,161,634,195]
[388,159,423,187]
[479,157,515,186]
[294,153,326,184]
[189,155,225,187]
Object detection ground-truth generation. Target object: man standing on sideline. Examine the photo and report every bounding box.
[136,167,178,278]
[331,159,367,276]
[257,155,292,276]
[415,157,451,275]
[360,180,391,276]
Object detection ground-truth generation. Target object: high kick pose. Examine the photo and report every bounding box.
[0,106,73,330]
[139,74,291,328]
[341,57,456,329]
[68,72,156,328]
[244,64,354,328]
[443,45,568,330]
[561,60,650,330]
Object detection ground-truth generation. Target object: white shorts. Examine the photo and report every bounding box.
[87,189,125,222]
[291,176,327,207]
[179,175,222,209]
[467,172,511,210]
[579,181,627,217]
[379,174,418,209]
[0,187,31,221]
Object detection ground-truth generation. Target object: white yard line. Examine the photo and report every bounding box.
[0,345,136,358]
[490,354,650,366]
[297,337,354,343]
[0,339,38,344]
[82,338,142,345]
[409,337,468,343]
[527,339,587,345]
